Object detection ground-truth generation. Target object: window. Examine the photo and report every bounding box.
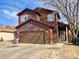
[47,14,54,21]
[60,31,65,41]
[22,15,28,22]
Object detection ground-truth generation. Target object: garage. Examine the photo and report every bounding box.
[20,31,45,44]
[16,19,52,44]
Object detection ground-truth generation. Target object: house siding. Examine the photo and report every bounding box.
[0,32,15,41]
[18,10,40,25]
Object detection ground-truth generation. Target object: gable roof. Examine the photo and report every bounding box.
[17,8,41,16]
[17,7,60,19]
[34,7,60,19]
[16,19,69,31]
[17,7,56,16]
[16,19,54,29]
[34,7,56,13]
[0,26,16,32]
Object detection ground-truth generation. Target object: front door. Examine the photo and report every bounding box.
[60,31,66,42]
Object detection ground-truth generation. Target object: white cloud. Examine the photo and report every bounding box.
[3,10,18,19]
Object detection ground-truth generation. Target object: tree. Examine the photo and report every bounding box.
[41,0,79,39]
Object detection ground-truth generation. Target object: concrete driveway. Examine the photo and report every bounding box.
[0,43,79,59]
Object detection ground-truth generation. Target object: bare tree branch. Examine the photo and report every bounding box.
[41,0,79,38]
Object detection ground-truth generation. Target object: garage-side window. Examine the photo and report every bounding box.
[47,14,54,21]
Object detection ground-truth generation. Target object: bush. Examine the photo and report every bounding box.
[0,37,3,42]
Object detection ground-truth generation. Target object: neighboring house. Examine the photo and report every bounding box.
[16,7,70,44]
[0,26,16,41]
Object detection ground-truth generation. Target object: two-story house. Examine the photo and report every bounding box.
[16,7,70,44]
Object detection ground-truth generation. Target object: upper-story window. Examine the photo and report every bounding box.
[47,14,54,21]
[22,15,28,22]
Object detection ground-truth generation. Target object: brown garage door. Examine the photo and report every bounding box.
[20,31,45,44]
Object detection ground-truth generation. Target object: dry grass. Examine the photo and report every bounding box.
[0,41,13,48]
[59,44,79,59]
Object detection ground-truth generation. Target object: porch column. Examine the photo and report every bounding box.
[48,28,53,44]
[66,26,68,43]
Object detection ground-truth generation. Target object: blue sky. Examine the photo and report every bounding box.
[0,0,44,26]
[0,0,67,26]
